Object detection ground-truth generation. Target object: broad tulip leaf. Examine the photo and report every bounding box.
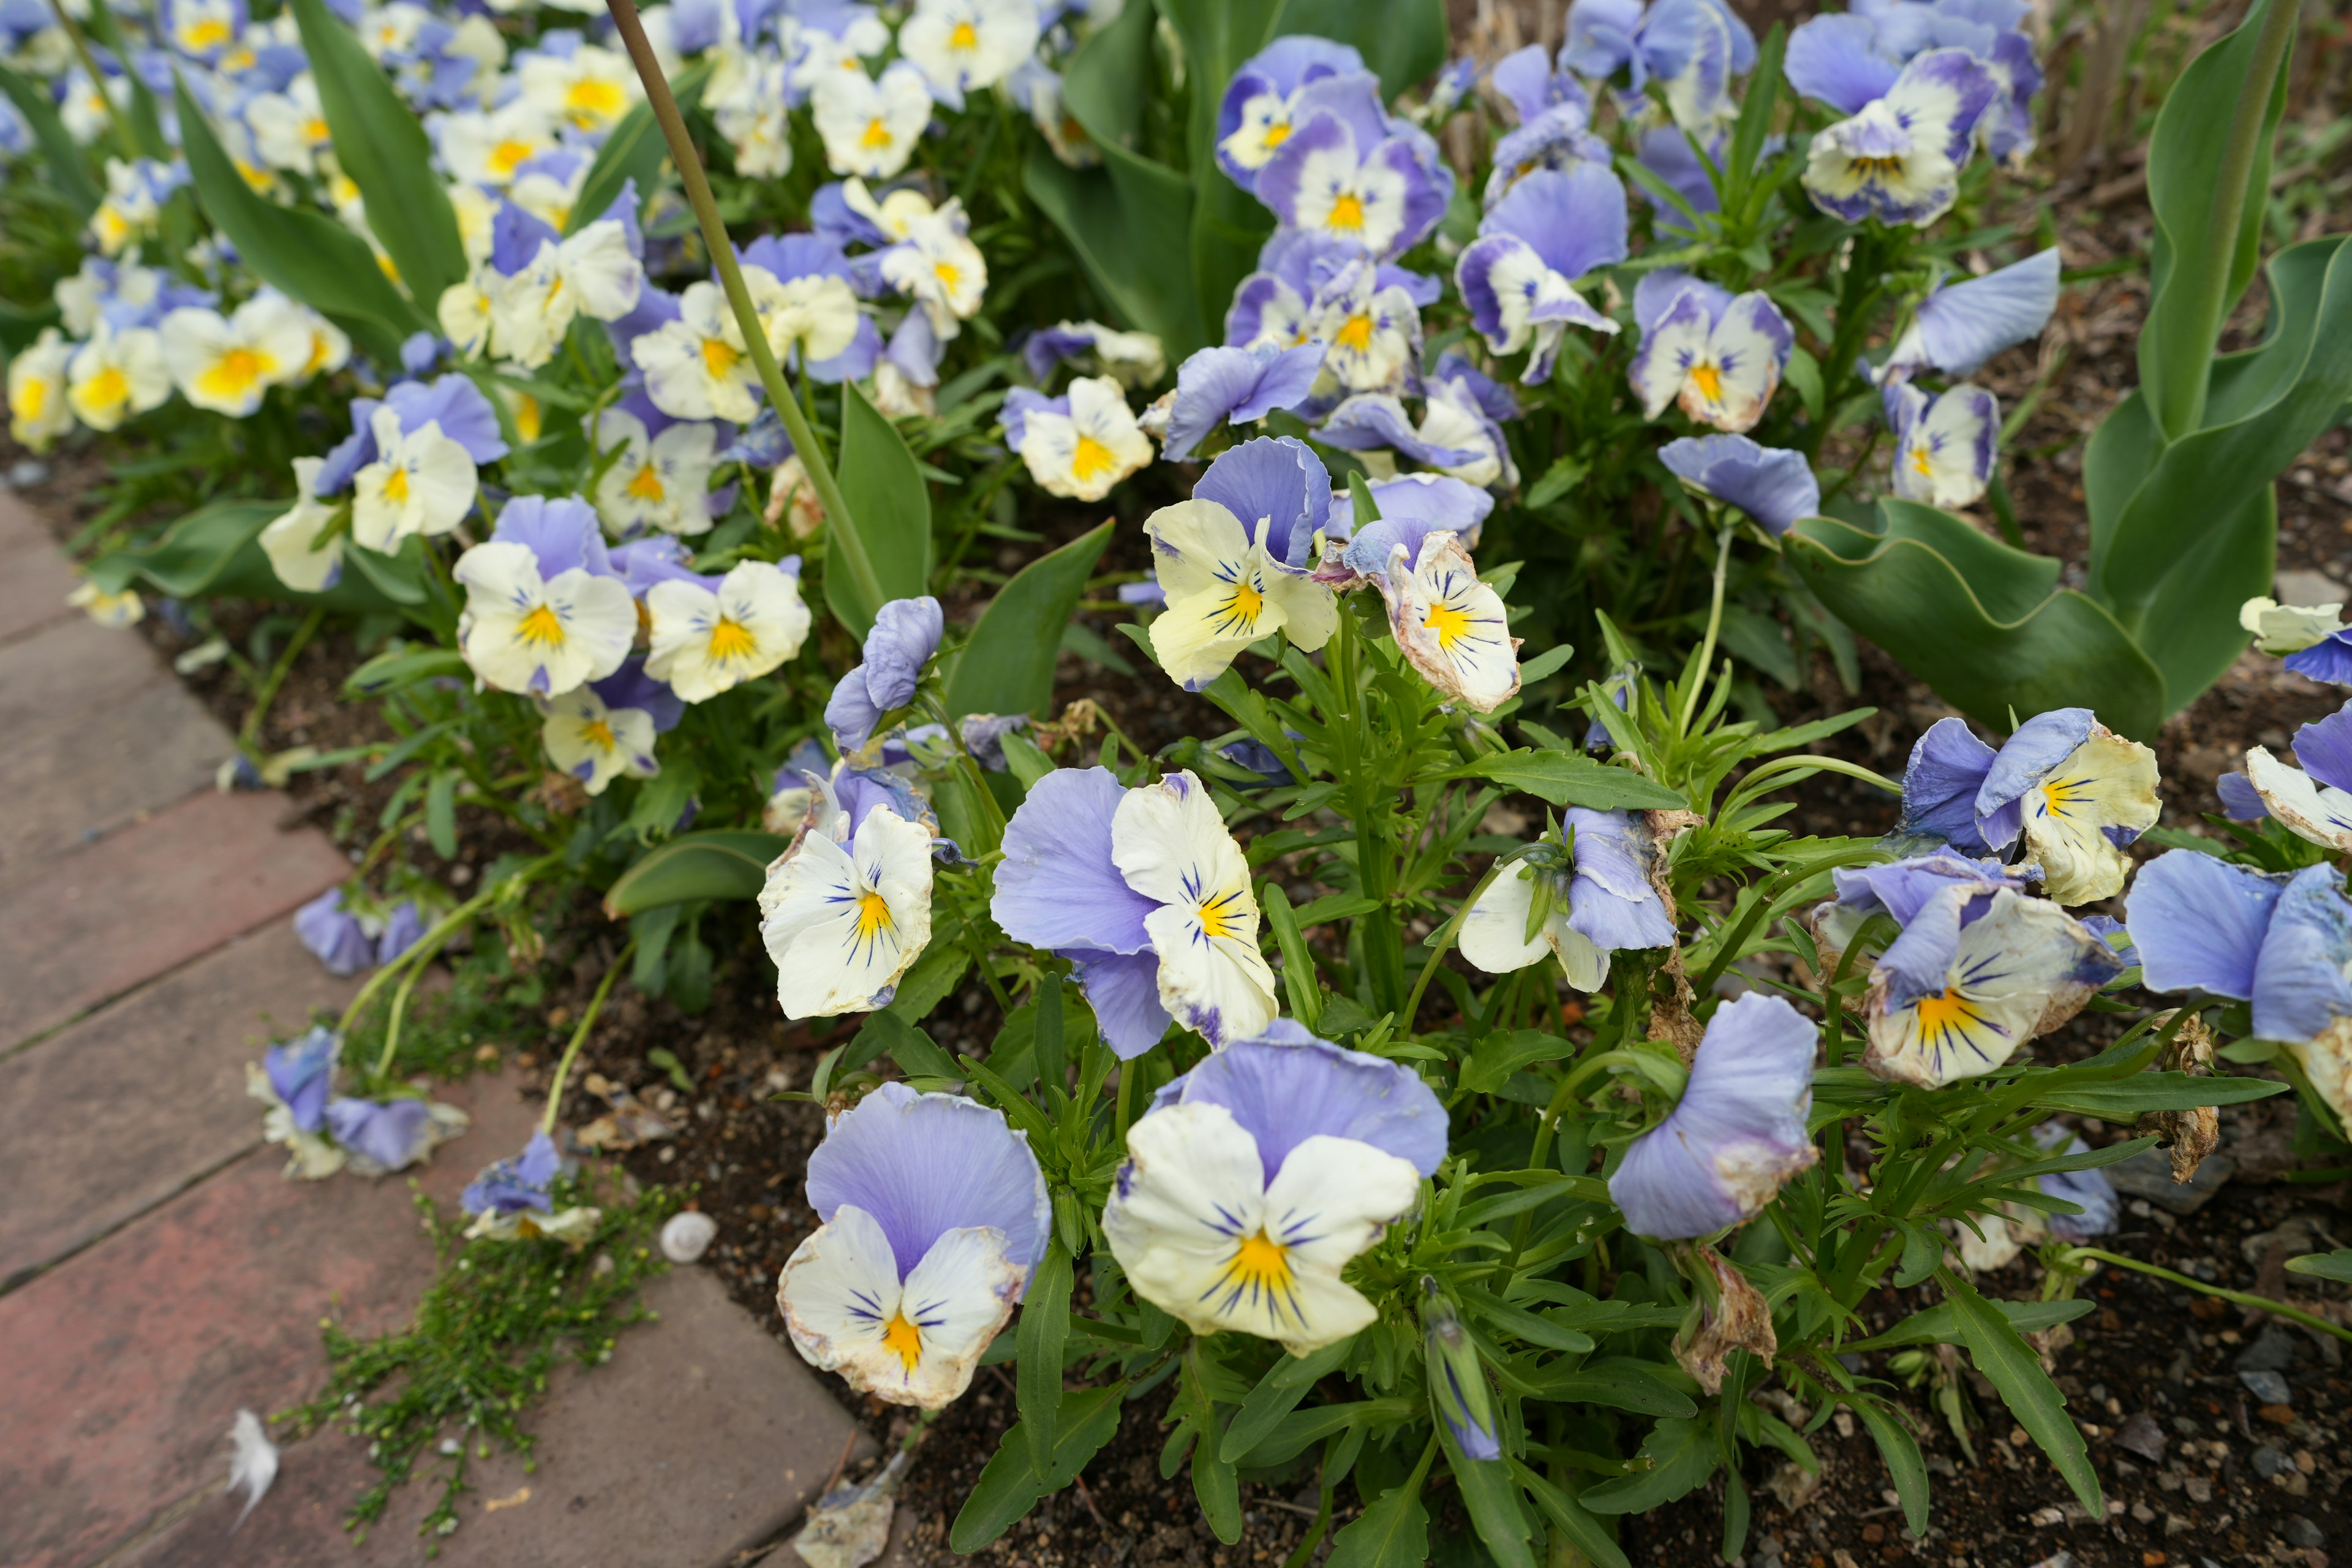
[946,521,1114,720]
[2285,1249,2352,1284]
[2138,0,2292,439]
[174,80,420,363]
[1788,503,2166,741]
[600,831,786,915]
[1272,0,1446,99]
[827,379,933,638]
[288,0,468,309]
[86,499,424,614]
[0,63,99,216]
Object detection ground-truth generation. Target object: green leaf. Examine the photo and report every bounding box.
[425,771,457,858]
[173,78,420,363]
[600,831,785,915]
[1842,1296,2092,1355]
[946,521,1114,720]
[1261,884,1323,1031]
[1524,455,1587,510]
[1025,143,1206,357]
[1509,1461,1629,1568]
[1941,1267,2101,1515]
[0,63,99,216]
[1000,728,1056,793]
[567,62,707,235]
[1221,1338,1351,1464]
[828,379,934,638]
[949,1384,1127,1551]
[2029,1071,2286,1118]
[85,500,283,598]
[1193,1415,1243,1543]
[345,538,431,606]
[1272,0,1444,98]
[1018,1241,1074,1477]
[1458,1030,1570,1095]
[288,0,468,309]
[1850,1398,1929,1536]
[1458,1286,1594,1355]
[1577,1417,1717,1513]
[2285,1249,2352,1284]
[886,938,972,1025]
[1520,1358,1697,1417]
[1325,1439,1436,1568]
[1449,750,1689,810]
[848,1008,958,1078]
[1439,1434,1534,1568]
[1788,503,2168,741]
[2138,0,2295,440]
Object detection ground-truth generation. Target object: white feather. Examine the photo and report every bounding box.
[228,1408,278,1529]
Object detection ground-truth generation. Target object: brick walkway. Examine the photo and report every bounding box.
[0,490,887,1568]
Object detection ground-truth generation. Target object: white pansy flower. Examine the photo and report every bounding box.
[160,296,312,417]
[646,559,812,702]
[592,409,719,537]
[1109,770,1280,1046]
[878,213,987,338]
[352,408,478,552]
[812,61,933,179]
[1385,532,1520,712]
[260,456,345,594]
[899,0,1038,106]
[7,327,74,450]
[68,578,145,627]
[631,281,761,423]
[453,540,636,697]
[540,686,658,796]
[1012,375,1151,502]
[2240,596,2345,657]
[67,322,168,431]
[760,803,935,1017]
[488,220,644,368]
[748,265,859,367]
[1144,499,1337,691]
[438,268,495,359]
[245,74,330,174]
[519,42,639,135]
[438,99,557,187]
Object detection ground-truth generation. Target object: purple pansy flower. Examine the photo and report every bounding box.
[1629,271,1792,432]
[1884,381,1999,508]
[1159,342,1327,462]
[264,1024,340,1135]
[295,888,374,976]
[826,595,944,753]
[1658,435,1820,535]
[1455,164,1626,385]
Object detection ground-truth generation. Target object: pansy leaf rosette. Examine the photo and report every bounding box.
[778,1084,1051,1408]
[992,767,1278,1055]
[1104,1023,1446,1357]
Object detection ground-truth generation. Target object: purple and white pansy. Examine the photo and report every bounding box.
[1658,435,1820,535]
[1461,810,1677,986]
[1155,342,1327,463]
[758,739,937,1019]
[2242,704,2352,854]
[1797,46,1996,227]
[453,495,637,699]
[1455,163,1627,386]
[1214,36,1370,193]
[1880,247,2060,382]
[1140,437,1339,690]
[1104,1023,1444,1355]
[992,767,1279,1055]
[1253,85,1453,262]
[778,1083,1049,1408]
[1610,993,1818,1238]
[1629,271,1793,432]
[1883,380,1999,509]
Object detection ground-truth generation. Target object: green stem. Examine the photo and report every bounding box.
[1401,855,1521,1033]
[239,605,324,759]
[1115,1058,1136,1145]
[1679,523,1735,734]
[541,943,634,1137]
[597,0,883,616]
[2067,1247,2352,1346]
[2152,0,2301,440]
[46,0,139,163]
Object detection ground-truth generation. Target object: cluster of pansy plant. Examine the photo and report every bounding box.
[722,511,2263,1565]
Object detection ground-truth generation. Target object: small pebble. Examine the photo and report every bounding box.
[2254,1446,2288,1479]
[661,1210,718,1263]
[2284,1518,2325,1549]
[2239,1368,2291,1406]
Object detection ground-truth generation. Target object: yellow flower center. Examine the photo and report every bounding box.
[382,465,410,504]
[949,20,978,49]
[17,379,48,418]
[1423,596,1472,650]
[1325,191,1365,232]
[305,116,329,143]
[1196,889,1245,941]
[861,116,895,149]
[185,18,230,48]
[855,889,895,941]
[707,616,758,663]
[1070,434,1114,482]
[1334,311,1374,353]
[81,366,127,411]
[701,335,742,379]
[580,717,616,751]
[1910,443,1935,478]
[881,1310,922,1372]
[514,394,542,443]
[566,78,627,124]
[490,138,538,178]
[933,260,961,290]
[200,347,268,402]
[1210,1227,1303,1325]
[1262,120,1291,149]
[518,604,567,646]
[1911,987,1990,1050]
[1213,578,1264,636]
[627,462,666,501]
[1689,362,1722,404]
[1846,154,1905,179]
[2040,777,2093,818]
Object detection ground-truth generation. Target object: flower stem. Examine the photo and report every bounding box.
[542,943,634,1137]
[2065,1246,2352,1346]
[45,0,140,163]
[597,0,883,617]
[238,605,323,760]
[1680,522,1735,736]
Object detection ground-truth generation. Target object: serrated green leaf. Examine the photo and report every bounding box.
[1577,1416,1717,1513]
[1325,1438,1436,1568]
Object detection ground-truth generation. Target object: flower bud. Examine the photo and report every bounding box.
[1421,1280,1501,1461]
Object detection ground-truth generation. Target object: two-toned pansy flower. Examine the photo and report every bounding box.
[247,1025,347,1178]
[1142,437,1338,690]
[633,278,765,423]
[1804,846,2032,977]
[540,684,660,796]
[1884,381,1999,508]
[992,767,1278,1054]
[646,557,812,703]
[2239,595,2352,683]
[351,404,479,552]
[1254,82,1453,261]
[778,1083,1049,1406]
[7,327,74,450]
[1863,882,2123,1087]
[460,1132,600,1241]
[1156,341,1325,462]
[592,404,722,537]
[1610,993,1818,1238]
[160,295,312,417]
[1786,4,2041,166]
[1797,47,1996,227]
[1215,37,1369,192]
[1333,484,1520,710]
[1461,810,1676,985]
[1001,376,1152,502]
[454,496,637,698]
[2128,853,2352,1125]
[1456,163,1626,385]
[826,595,944,755]
[1898,710,2161,905]
[739,233,878,379]
[1104,1023,1445,1355]
[2243,704,2352,853]
[1629,271,1792,431]
[758,778,935,1017]
[1880,248,2060,383]
[465,197,645,370]
[64,321,168,432]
